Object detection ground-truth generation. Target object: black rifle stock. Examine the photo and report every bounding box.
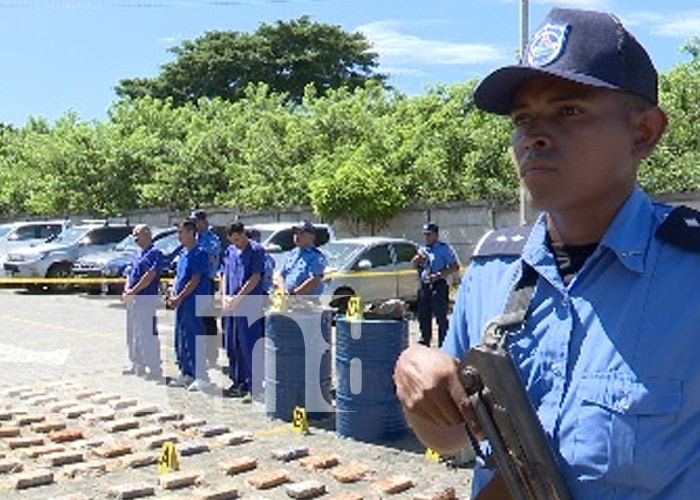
[458,320,573,500]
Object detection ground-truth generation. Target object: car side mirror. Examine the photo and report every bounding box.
[356,259,372,271]
[266,243,282,253]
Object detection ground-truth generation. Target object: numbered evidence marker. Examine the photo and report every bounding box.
[271,288,287,312]
[346,297,363,320]
[158,441,180,473]
[291,407,309,434]
[425,448,440,463]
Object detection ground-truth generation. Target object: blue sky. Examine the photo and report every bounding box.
[1,0,699,126]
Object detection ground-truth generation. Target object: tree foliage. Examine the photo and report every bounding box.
[116,16,387,105]
[2,40,700,226]
[640,47,700,194]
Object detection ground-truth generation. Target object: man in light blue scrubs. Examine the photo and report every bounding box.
[221,222,266,399]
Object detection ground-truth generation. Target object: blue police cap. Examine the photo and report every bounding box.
[190,209,207,221]
[422,223,439,234]
[294,220,316,233]
[474,8,658,115]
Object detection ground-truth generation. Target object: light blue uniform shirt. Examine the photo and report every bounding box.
[419,240,457,282]
[443,187,700,500]
[281,246,326,295]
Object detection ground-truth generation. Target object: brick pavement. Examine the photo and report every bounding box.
[0,290,474,499]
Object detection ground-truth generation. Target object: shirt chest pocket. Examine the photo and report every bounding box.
[571,375,681,491]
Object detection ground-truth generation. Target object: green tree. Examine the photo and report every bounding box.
[310,148,406,232]
[641,43,700,194]
[116,16,387,105]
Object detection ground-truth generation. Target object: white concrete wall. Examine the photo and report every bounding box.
[6,189,700,265]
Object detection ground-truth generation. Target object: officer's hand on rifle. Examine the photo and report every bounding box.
[394,345,481,453]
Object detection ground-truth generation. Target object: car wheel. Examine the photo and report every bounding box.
[26,284,45,294]
[46,264,73,293]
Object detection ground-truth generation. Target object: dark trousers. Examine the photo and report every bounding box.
[174,304,208,380]
[204,279,219,366]
[223,314,264,392]
[418,279,449,347]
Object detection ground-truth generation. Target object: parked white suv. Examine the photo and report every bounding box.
[0,220,69,274]
[3,222,132,292]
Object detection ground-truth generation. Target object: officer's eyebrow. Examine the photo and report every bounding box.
[510,91,597,116]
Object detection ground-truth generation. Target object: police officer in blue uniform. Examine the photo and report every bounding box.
[412,222,459,347]
[121,224,163,381]
[166,218,211,392]
[275,220,326,296]
[221,222,266,399]
[394,8,700,500]
[191,209,222,368]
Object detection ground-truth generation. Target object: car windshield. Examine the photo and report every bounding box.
[322,242,363,269]
[50,226,91,246]
[257,230,275,245]
[113,234,138,252]
[154,232,180,255]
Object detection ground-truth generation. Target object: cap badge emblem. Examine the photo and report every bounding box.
[526,22,570,67]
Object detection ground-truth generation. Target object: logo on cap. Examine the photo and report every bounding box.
[526,22,570,67]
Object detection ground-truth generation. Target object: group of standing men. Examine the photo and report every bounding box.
[121,214,327,400]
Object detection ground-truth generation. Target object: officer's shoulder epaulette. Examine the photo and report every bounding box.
[471,225,532,259]
[655,205,700,253]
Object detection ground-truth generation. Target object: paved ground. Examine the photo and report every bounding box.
[0,289,474,499]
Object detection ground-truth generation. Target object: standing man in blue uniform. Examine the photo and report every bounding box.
[190,209,221,368]
[412,222,459,347]
[221,222,266,399]
[166,219,211,392]
[395,8,700,500]
[275,220,326,296]
[121,224,163,381]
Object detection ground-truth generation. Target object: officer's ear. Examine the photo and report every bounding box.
[629,104,667,160]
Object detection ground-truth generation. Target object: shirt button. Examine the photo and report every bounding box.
[551,363,562,376]
[561,296,569,307]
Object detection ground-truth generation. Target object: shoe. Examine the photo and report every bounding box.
[167,374,194,388]
[145,373,165,384]
[135,365,147,376]
[241,393,253,404]
[187,379,212,392]
[121,366,136,375]
[222,385,246,398]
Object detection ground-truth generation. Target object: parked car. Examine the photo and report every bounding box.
[321,237,420,312]
[72,228,180,294]
[3,222,132,292]
[0,220,70,275]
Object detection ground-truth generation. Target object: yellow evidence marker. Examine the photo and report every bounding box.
[158,441,180,473]
[292,406,309,434]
